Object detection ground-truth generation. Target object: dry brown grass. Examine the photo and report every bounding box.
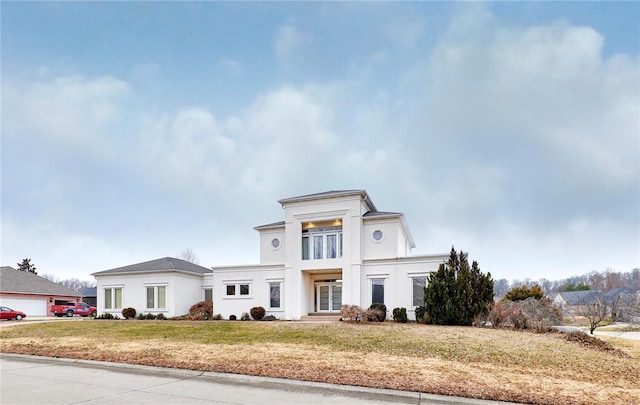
[1,320,638,405]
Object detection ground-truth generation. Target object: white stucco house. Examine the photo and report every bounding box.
[92,190,448,320]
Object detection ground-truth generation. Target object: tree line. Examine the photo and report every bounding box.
[493,268,640,297]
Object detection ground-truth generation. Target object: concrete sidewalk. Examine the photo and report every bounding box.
[0,353,516,405]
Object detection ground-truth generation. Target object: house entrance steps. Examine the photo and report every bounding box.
[300,313,341,322]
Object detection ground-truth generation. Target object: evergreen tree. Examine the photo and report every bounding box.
[17,258,37,274]
[424,247,493,325]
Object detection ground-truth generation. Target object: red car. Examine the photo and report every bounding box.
[0,306,27,320]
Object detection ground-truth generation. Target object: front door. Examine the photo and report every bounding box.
[317,282,342,312]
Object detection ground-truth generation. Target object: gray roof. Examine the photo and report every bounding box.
[363,210,403,219]
[0,266,81,297]
[278,190,377,212]
[91,257,212,276]
[82,287,97,297]
[254,220,286,231]
[600,287,637,304]
[557,290,600,305]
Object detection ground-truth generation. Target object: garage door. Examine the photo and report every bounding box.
[0,297,47,316]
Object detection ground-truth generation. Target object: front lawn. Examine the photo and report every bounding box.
[1,320,638,405]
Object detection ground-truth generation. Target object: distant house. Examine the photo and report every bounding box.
[553,289,639,321]
[0,266,81,316]
[81,287,97,307]
[92,190,448,320]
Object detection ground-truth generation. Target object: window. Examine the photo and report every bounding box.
[225,282,251,298]
[372,279,385,304]
[204,288,213,302]
[301,224,343,260]
[269,282,281,309]
[226,285,236,296]
[146,285,166,310]
[104,287,122,310]
[240,284,250,295]
[412,277,427,306]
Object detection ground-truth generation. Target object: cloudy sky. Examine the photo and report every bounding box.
[2,2,638,282]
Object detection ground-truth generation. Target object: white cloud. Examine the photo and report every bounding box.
[274,23,307,59]
[4,74,130,155]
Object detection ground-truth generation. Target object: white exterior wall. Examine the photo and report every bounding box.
[96,271,204,318]
[258,228,286,265]
[362,256,445,319]
[281,194,365,320]
[211,266,285,319]
[363,220,401,260]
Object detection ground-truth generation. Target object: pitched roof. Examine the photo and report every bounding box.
[557,290,600,305]
[81,287,97,297]
[363,210,403,218]
[91,257,212,276]
[0,266,81,297]
[253,220,286,231]
[278,190,377,211]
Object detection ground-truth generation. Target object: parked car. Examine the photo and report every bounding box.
[0,306,27,320]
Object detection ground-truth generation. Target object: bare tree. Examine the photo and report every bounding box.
[576,298,609,335]
[178,248,200,265]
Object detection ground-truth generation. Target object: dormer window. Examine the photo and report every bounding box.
[301,221,343,260]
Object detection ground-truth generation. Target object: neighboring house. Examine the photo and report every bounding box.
[0,266,81,316]
[81,287,97,307]
[92,190,448,320]
[91,257,213,317]
[600,287,639,322]
[553,288,640,321]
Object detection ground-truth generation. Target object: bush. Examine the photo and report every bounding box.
[138,313,146,320]
[341,305,365,322]
[340,304,365,321]
[250,306,266,320]
[121,307,136,319]
[240,312,251,321]
[368,303,387,322]
[229,314,237,320]
[414,305,428,323]
[501,297,562,332]
[156,313,166,320]
[502,285,544,302]
[212,314,223,320]
[145,313,156,320]
[96,312,115,320]
[392,307,408,323]
[488,301,509,328]
[189,301,213,317]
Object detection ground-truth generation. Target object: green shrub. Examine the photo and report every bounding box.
[212,314,223,320]
[138,313,146,320]
[229,314,237,320]
[145,313,156,320]
[392,307,408,323]
[156,313,166,320]
[240,312,251,321]
[414,305,428,323]
[368,303,387,322]
[96,312,115,320]
[250,306,266,320]
[502,285,544,302]
[121,307,136,319]
[189,301,213,317]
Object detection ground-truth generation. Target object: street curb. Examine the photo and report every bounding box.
[0,353,515,405]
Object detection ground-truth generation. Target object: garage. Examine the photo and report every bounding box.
[0,297,47,316]
[1,266,81,317]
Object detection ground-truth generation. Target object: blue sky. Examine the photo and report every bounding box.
[2,2,639,282]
